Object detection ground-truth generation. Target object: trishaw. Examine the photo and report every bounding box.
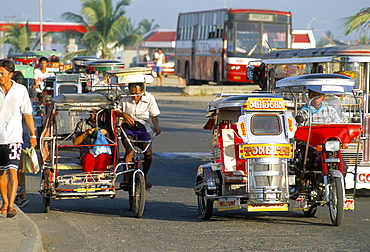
[275,74,362,226]
[84,60,125,92]
[39,68,155,218]
[194,93,297,219]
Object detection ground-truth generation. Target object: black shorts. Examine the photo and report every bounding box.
[0,143,22,171]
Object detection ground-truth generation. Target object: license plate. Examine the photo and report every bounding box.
[344,197,355,211]
[248,203,289,212]
[217,198,241,211]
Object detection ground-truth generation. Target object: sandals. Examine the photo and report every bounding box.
[119,181,131,191]
[0,208,7,214]
[146,181,153,191]
[7,207,17,218]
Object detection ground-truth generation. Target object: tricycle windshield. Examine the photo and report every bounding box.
[303,94,347,124]
[252,114,281,134]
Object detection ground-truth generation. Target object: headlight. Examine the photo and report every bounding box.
[325,140,340,151]
[230,65,241,70]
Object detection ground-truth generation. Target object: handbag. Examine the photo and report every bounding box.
[92,130,112,156]
[21,147,40,174]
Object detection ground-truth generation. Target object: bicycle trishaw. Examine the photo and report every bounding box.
[194,92,297,219]
[275,73,362,226]
[39,68,155,218]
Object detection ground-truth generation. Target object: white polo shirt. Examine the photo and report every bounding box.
[119,91,160,132]
[0,80,33,144]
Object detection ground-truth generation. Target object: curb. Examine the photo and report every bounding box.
[17,206,44,252]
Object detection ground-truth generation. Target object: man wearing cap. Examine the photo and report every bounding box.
[0,59,37,218]
[298,89,345,124]
[116,80,161,190]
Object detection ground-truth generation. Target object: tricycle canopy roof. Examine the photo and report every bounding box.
[71,56,101,66]
[208,93,284,111]
[22,50,62,57]
[106,67,152,76]
[51,93,116,111]
[276,74,355,93]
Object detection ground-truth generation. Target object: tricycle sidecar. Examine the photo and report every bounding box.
[39,68,156,217]
[195,93,297,219]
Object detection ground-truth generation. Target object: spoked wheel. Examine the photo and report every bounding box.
[328,176,344,226]
[43,196,50,213]
[303,205,317,217]
[197,188,213,220]
[129,172,146,218]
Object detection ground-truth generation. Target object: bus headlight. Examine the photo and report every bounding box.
[325,140,340,151]
[230,65,241,70]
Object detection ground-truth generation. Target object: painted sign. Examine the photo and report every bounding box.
[240,143,292,159]
[243,98,286,111]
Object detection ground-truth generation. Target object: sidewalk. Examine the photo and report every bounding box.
[0,203,43,252]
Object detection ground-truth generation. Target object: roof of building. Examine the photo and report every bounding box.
[143,30,176,42]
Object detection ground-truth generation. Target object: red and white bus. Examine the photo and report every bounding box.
[175,8,292,85]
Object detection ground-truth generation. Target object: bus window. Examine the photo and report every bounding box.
[235,23,260,54]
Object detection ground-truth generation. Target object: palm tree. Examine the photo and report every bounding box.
[342,7,370,35]
[0,22,35,53]
[61,0,141,59]
[137,18,160,36]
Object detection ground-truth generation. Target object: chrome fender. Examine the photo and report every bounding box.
[194,164,217,194]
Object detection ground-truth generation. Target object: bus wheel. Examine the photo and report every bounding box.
[214,64,221,85]
[185,64,194,85]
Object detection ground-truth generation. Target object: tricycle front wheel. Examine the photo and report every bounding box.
[129,172,146,218]
[328,176,344,226]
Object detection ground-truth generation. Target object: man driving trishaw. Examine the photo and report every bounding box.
[115,76,161,191]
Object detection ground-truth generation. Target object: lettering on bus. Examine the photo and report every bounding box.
[249,14,273,22]
[244,98,286,111]
[357,173,370,183]
[240,144,292,159]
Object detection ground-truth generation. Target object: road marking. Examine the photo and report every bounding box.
[153,152,211,160]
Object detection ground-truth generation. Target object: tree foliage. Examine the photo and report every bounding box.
[342,7,370,35]
[0,22,35,54]
[61,0,145,59]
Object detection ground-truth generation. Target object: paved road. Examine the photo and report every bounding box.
[3,77,370,251]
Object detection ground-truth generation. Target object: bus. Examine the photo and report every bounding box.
[260,45,370,190]
[175,8,292,85]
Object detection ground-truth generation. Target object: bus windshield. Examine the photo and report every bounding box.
[231,22,288,56]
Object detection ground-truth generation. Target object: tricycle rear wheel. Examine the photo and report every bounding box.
[303,205,317,217]
[43,196,50,213]
[197,188,213,220]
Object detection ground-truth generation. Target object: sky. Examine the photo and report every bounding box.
[1,0,369,42]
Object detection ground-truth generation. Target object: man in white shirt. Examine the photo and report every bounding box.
[33,56,54,105]
[116,82,161,190]
[0,59,37,217]
[154,48,165,86]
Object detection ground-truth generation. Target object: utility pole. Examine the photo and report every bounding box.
[40,0,44,50]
